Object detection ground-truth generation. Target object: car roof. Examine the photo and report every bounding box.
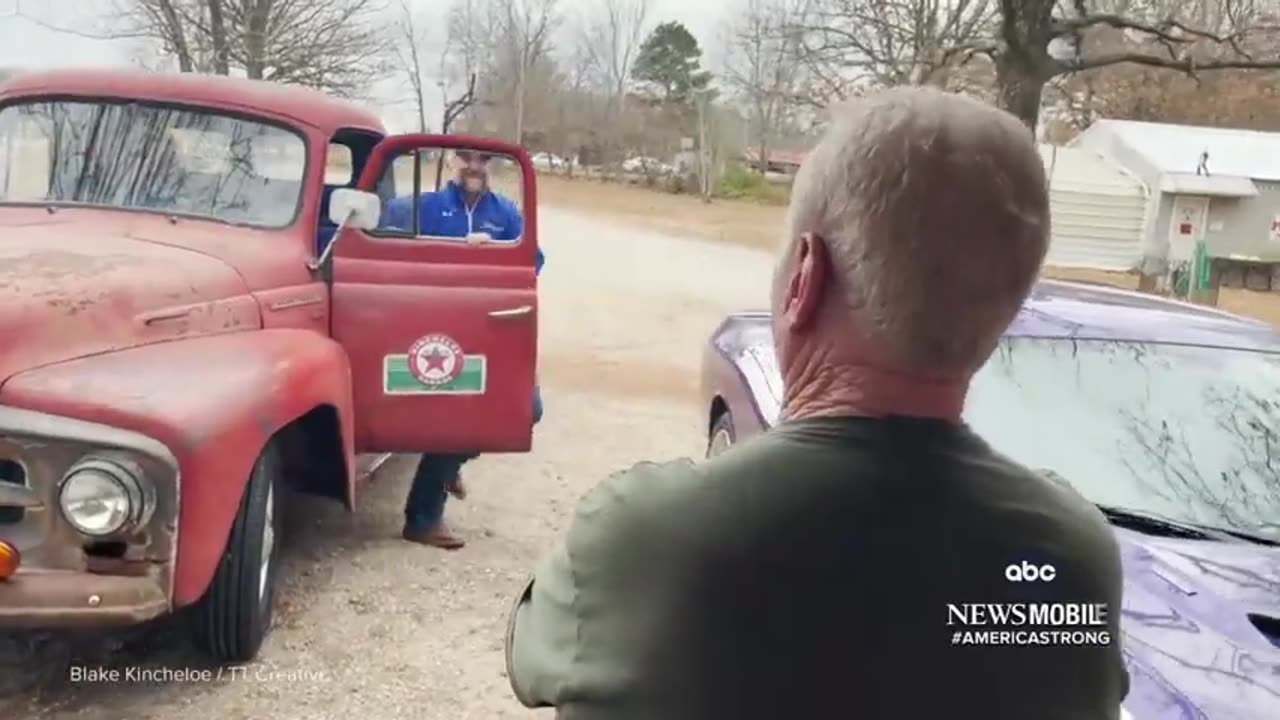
[728,279,1280,352]
[0,68,386,135]
[1008,280,1280,351]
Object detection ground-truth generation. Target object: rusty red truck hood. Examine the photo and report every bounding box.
[0,221,261,386]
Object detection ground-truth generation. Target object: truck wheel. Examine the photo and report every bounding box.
[707,411,735,459]
[191,441,283,662]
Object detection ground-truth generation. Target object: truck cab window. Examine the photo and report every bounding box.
[317,129,380,253]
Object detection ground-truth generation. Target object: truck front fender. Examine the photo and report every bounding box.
[0,329,356,606]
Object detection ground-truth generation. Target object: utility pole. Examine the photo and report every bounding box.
[696,89,712,203]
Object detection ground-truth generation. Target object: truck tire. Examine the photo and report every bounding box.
[707,411,735,459]
[190,441,283,662]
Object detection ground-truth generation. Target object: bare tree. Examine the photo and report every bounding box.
[579,0,650,106]
[554,43,598,172]
[795,0,997,99]
[443,0,486,81]
[998,0,1280,129]
[1045,3,1280,137]
[395,1,433,132]
[446,0,559,142]
[723,0,809,175]
[22,0,393,97]
[793,0,1280,130]
[578,0,650,168]
[504,0,561,144]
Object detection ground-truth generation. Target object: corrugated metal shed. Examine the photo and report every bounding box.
[1087,118,1280,181]
[1039,144,1151,271]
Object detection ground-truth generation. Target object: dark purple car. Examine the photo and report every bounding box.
[701,279,1280,720]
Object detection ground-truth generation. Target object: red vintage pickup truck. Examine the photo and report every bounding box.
[0,69,540,661]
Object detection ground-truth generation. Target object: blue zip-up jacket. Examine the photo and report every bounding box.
[381,181,543,275]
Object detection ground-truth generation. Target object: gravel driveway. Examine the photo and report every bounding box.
[0,207,776,719]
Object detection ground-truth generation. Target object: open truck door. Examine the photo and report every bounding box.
[324,135,539,453]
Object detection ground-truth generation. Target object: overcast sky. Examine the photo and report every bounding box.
[0,0,737,131]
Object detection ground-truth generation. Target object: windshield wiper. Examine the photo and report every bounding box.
[1034,469,1280,545]
[1215,525,1280,547]
[1098,505,1278,545]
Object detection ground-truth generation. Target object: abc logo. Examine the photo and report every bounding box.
[1005,561,1056,582]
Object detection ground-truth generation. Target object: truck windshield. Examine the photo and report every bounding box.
[0,99,305,227]
[965,337,1280,541]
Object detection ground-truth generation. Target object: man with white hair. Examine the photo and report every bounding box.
[503,87,1129,719]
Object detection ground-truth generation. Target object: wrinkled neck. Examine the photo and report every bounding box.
[781,355,969,423]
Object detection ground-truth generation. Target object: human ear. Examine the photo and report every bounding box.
[785,232,830,332]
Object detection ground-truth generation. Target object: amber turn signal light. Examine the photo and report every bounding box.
[0,539,19,581]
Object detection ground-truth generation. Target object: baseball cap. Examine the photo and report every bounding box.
[455,150,492,163]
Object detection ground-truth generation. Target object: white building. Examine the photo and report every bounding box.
[1073,119,1280,292]
[1038,142,1152,272]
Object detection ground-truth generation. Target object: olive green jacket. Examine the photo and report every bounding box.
[504,418,1129,720]
[505,459,701,716]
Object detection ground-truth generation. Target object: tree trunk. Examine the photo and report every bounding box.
[156,0,194,72]
[995,59,1048,133]
[206,0,230,75]
[244,0,272,80]
[403,13,427,133]
[756,104,770,176]
[994,0,1056,132]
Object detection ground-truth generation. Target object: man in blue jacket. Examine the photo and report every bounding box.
[387,150,544,549]
[381,150,544,270]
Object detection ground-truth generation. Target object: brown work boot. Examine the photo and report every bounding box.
[445,474,468,500]
[402,521,465,550]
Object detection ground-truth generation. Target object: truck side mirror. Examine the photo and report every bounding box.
[311,188,382,284]
[329,188,381,230]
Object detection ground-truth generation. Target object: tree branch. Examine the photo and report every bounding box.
[1072,52,1280,73]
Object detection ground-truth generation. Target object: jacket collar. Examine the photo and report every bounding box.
[445,180,488,209]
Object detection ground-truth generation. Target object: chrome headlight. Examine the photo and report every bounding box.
[58,456,156,537]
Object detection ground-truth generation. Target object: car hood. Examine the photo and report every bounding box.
[1116,530,1280,719]
[0,223,259,386]
[711,312,1280,718]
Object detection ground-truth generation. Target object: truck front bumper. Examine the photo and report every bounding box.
[0,567,168,627]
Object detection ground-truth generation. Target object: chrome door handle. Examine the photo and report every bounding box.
[488,305,534,318]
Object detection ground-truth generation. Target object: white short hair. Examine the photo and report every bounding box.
[783,87,1050,374]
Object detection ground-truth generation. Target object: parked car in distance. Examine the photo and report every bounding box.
[622,155,672,175]
[701,279,1280,720]
[531,151,566,170]
[0,68,542,662]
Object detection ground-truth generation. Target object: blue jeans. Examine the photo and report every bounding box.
[404,385,543,533]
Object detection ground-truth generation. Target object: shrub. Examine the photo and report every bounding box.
[716,164,789,205]
[665,173,695,195]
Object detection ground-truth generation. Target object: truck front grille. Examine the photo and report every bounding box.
[0,459,25,524]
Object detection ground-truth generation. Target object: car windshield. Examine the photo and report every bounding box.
[965,337,1280,540]
[0,99,305,227]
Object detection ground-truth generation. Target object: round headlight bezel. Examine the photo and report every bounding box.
[57,456,155,538]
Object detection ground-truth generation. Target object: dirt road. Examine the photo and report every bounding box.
[0,206,776,719]
[535,174,1280,329]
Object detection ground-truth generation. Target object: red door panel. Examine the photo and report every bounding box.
[329,134,540,454]
[332,258,536,453]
